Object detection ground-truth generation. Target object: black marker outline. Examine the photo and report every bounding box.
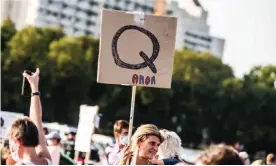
[112,25,160,74]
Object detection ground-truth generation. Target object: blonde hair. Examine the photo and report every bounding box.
[130,124,164,150]
[158,130,182,159]
[119,124,164,165]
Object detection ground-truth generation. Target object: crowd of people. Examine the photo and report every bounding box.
[1,69,276,165]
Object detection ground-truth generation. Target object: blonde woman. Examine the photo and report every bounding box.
[117,124,164,165]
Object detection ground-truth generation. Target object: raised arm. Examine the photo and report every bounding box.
[23,68,51,160]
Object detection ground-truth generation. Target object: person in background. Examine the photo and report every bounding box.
[43,127,49,136]
[46,131,62,165]
[266,153,276,165]
[239,151,250,165]
[7,68,51,165]
[0,140,16,165]
[105,120,129,165]
[150,129,187,165]
[117,124,164,165]
[196,144,244,165]
[63,130,76,160]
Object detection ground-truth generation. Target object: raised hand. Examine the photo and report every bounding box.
[23,68,40,92]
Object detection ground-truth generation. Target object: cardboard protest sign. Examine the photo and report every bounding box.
[74,105,99,152]
[97,9,177,88]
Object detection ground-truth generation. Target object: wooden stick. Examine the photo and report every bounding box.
[127,86,137,165]
[127,86,137,144]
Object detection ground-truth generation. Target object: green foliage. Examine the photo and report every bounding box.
[244,65,276,88]
[173,49,234,85]
[1,18,16,51]
[1,24,276,155]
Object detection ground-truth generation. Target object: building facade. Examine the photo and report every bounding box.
[1,0,38,29]
[35,0,224,58]
[1,0,29,29]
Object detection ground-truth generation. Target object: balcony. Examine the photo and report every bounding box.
[47,4,61,12]
[89,16,97,23]
[62,8,75,16]
[61,19,72,26]
[78,1,91,11]
[45,14,59,24]
[64,0,78,7]
[76,11,88,20]
[91,5,100,13]
[117,1,125,9]
[74,30,85,36]
[87,25,97,32]
[75,21,87,31]
[145,1,154,8]
[52,0,63,2]
[108,0,116,7]
[127,3,135,11]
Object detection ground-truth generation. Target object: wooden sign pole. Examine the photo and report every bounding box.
[126,86,137,165]
[127,86,137,144]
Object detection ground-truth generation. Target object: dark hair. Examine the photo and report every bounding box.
[8,117,39,147]
[43,127,49,135]
[113,120,129,135]
[198,144,244,165]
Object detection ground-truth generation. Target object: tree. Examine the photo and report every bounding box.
[1,17,16,51]
[173,48,234,85]
[1,26,65,117]
[244,65,276,89]
[222,78,244,89]
[1,26,276,155]
[44,36,100,124]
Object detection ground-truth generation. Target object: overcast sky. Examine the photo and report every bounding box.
[176,0,276,77]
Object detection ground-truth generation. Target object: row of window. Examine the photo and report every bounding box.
[103,3,154,12]
[44,1,99,16]
[38,20,95,36]
[38,11,97,26]
[73,28,95,36]
[185,31,212,42]
[47,0,99,7]
[103,3,173,15]
[39,6,98,18]
[61,24,95,36]
[184,39,210,49]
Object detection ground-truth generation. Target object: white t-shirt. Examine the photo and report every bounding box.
[47,146,61,165]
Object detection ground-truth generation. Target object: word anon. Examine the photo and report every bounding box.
[132,74,156,85]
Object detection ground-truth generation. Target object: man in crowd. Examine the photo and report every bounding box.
[105,120,129,165]
[46,131,62,165]
[62,130,76,160]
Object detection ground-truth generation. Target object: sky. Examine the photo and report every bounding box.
[176,0,276,77]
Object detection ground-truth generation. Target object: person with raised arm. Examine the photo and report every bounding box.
[8,68,52,165]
